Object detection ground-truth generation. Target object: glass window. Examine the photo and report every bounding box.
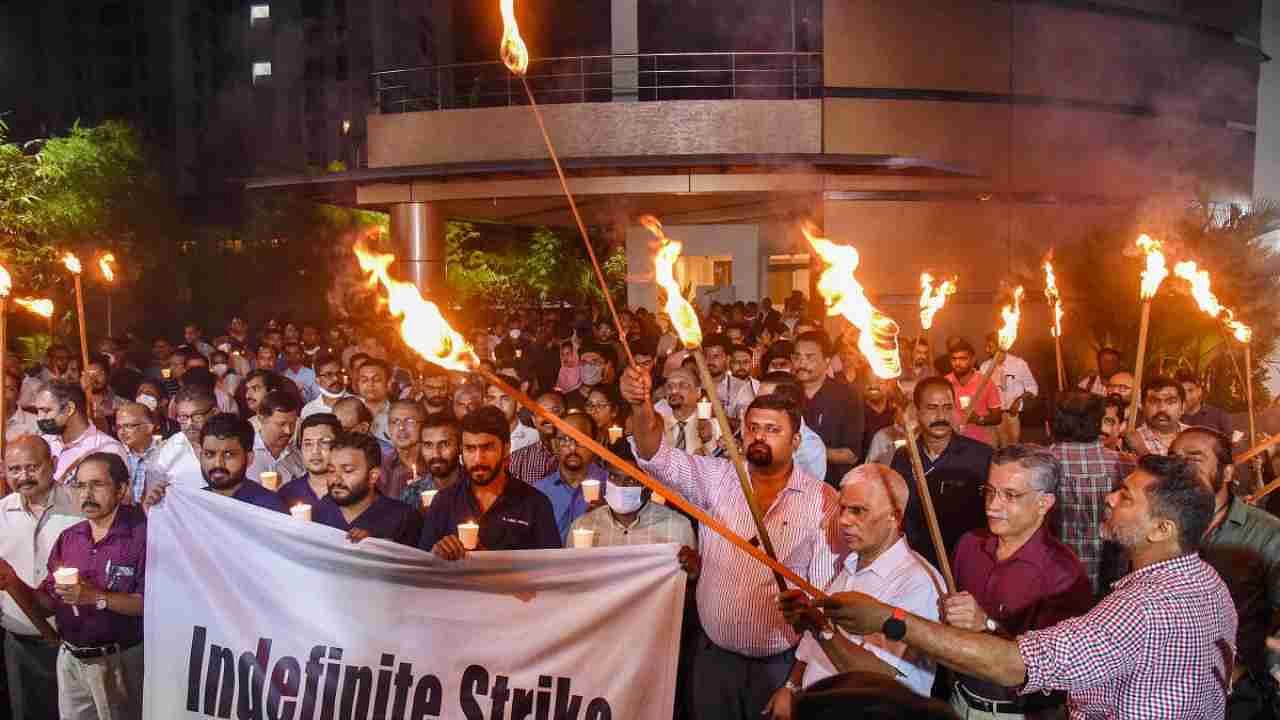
[250,4,270,25]
[252,61,273,84]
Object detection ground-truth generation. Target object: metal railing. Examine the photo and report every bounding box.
[372,51,822,114]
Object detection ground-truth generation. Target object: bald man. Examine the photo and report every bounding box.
[769,465,944,717]
[653,367,719,456]
[0,435,82,719]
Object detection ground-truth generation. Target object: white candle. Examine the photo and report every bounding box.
[54,567,80,616]
[290,504,312,522]
[259,471,279,491]
[458,522,480,550]
[893,438,906,449]
[959,395,972,410]
[420,489,438,508]
[697,400,712,420]
[581,479,601,502]
[571,528,595,549]
[608,425,623,443]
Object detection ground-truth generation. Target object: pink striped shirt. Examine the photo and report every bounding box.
[636,438,842,657]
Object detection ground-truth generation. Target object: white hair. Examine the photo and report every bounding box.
[840,463,909,518]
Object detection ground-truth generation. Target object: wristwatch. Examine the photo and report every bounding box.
[783,680,800,693]
[881,607,908,641]
[985,617,998,633]
[95,593,108,611]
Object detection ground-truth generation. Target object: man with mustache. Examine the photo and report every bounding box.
[300,353,351,419]
[278,413,341,507]
[794,331,864,488]
[144,413,288,513]
[791,454,1236,720]
[145,385,217,491]
[946,338,1003,447]
[890,377,992,571]
[314,432,421,547]
[401,412,464,505]
[418,406,560,560]
[508,391,566,485]
[533,412,608,541]
[246,390,305,487]
[379,400,426,499]
[620,363,841,720]
[0,435,81,719]
[1172,427,1280,719]
[655,367,719,456]
[1125,376,1188,456]
[943,446,1092,718]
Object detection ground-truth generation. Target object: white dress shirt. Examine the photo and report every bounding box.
[795,536,944,696]
[654,400,721,456]
[5,409,38,438]
[246,432,306,486]
[0,484,81,636]
[979,353,1039,411]
[146,432,206,490]
[301,392,349,419]
[509,421,541,453]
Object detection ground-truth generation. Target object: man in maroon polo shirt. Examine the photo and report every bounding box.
[0,452,145,720]
[944,444,1092,718]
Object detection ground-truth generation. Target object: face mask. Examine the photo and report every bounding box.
[579,365,604,387]
[605,480,644,514]
[36,418,62,435]
[136,395,158,411]
[509,329,522,339]
[318,386,346,400]
[211,363,229,377]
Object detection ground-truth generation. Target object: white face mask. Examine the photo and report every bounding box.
[318,386,346,400]
[211,363,229,377]
[579,364,604,387]
[509,328,522,339]
[136,394,158,411]
[605,480,644,514]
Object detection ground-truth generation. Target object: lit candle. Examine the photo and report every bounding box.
[571,528,595,549]
[54,567,80,617]
[458,522,480,550]
[697,400,712,420]
[259,471,279,491]
[581,479,601,502]
[608,425,623,443]
[420,489,438,508]
[959,395,972,410]
[290,504,312,522]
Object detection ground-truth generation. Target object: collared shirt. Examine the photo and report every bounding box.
[368,399,391,443]
[952,525,1093,701]
[379,451,421,501]
[803,379,865,487]
[1018,553,1236,719]
[246,433,306,488]
[532,465,609,541]
[866,425,907,467]
[634,437,842,657]
[44,425,129,484]
[508,441,559,484]
[979,353,1039,411]
[399,473,461,507]
[313,494,422,547]
[570,501,697,549]
[796,537,943,697]
[1182,404,1233,437]
[41,505,147,647]
[509,422,541,453]
[654,400,721,456]
[125,438,162,503]
[861,401,896,462]
[278,474,327,509]
[717,374,759,420]
[418,474,562,552]
[5,408,38,439]
[1200,495,1280,679]
[283,366,319,403]
[301,393,348,419]
[144,432,205,491]
[946,371,1002,446]
[0,485,81,636]
[1048,441,1136,593]
[1132,423,1187,456]
[213,480,288,513]
[891,434,992,572]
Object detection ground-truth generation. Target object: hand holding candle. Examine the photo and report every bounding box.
[54,567,81,617]
[458,522,480,550]
[581,479,601,502]
[290,504,312,522]
[571,528,595,549]
[420,489,438,508]
[259,471,279,491]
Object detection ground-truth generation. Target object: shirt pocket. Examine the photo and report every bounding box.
[105,563,140,594]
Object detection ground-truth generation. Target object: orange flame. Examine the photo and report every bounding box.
[1043,260,1063,338]
[1173,260,1252,343]
[61,252,82,275]
[1135,234,1168,300]
[918,273,957,330]
[499,0,529,76]
[801,222,902,380]
[996,286,1025,351]
[640,215,702,349]
[14,298,53,318]
[98,253,116,283]
[0,264,9,299]
[352,242,477,372]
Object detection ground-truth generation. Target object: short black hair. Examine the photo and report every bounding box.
[423,411,461,438]
[313,352,342,371]
[332,431,383,471]
[40,381,87,417]
[762,341,795,370]
[1142,375,1185,403]
[746,393,801,435]
[578,342,617,369]
[173,384,216,409]
[760,371,806,409]
[1176,426,1234,469]
[200,412,255,453]
[1097,346,1122,362]
[245,369,283,392]
[912,376,955,409]
[299,412,342,438]
[259,390,301,418]
[1052,390,1104,443]
[702,333,731,355]
[79,452,129,488]
[180,367,217,392]
[1173,369,1202,387]
[1103,394,1127,418]
[86,353,111,373]
[358,358,391,379]
[461,405,511,445]
[560,410,599,440]
[334,396,374,425]
[794,331,832,357]
[1138,453,1214,553]
[947,338,976,356]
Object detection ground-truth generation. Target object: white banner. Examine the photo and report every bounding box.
[144,486,687,720]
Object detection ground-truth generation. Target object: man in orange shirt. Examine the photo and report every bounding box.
[945,339,1002,447]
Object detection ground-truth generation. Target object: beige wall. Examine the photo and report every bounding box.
[367,99,821,168]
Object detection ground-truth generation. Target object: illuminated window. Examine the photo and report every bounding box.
[250,4,270,25]
[252,62,272,84]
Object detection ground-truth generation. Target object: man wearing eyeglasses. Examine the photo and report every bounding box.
[943,445,1092,719]
[380,400,426,499]
[533,412,607,541]
[115,403,161,504]
[146,386,217,490]
[300,354,350,419]
[245,391,304,487]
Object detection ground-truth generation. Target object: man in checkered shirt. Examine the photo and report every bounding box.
[802,453,1236,719]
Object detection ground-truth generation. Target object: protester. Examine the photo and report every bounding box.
[0,435,81,720]
[19,343,73,410]
[565,342,618,411]
[484,380,539,452]
[1125,375,1188,455]
[980,333,1039,448]
[899,337,937,398]
[34,381,128,484]
[945,445,1092,717]
[281,341,319,403]
[533,412,608,540]
[753,372,826,484]
[945,339,1002,447]
[655,366,719,456]
[1176,370,1233,437]
[1100,394,1127,451]
[418,406,561,559]
[401,412,463,505]
[860,378,897,464]
[278,412,341,508]
[143,385,214,490]
[115,402,161,503]
[890,377,991,571]
[1105,371,1135,405]
[794,331,863,487]
[355,359,394,442]
[799,454,1236,719]
[82,353,127,435]
[418,369,452,416]
[4,369,39,440]
[569,440,697,553]
[245,390,304,487]
[452,383,482,420]
[300,353,350,418]
[314,432,422,546]
[381,399,426,499]
[621,362,841,720]
[146,412,287,513]
[1078,347,1123,396]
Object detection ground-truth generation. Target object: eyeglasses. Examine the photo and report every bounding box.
[117,421,151,433]
[389,418,422,429]
[177,408,213,424]
[979,484,1039,504]
[554,436,580,449]
[5,464,43,479]
[746,422,789,437]
[585,402,613,411]
[70,480,115,493]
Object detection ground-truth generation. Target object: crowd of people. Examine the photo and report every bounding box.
[0,291,1273,720]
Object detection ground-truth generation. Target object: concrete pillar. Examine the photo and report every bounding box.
[611,0,638,101]
[389,202,446,296]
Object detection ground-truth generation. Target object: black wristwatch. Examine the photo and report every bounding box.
[882,607,907,641]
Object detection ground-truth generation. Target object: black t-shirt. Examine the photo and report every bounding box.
[891,433,993,571]
[418,474,562,552]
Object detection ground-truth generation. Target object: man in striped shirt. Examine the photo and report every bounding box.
[621,364,842,720]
